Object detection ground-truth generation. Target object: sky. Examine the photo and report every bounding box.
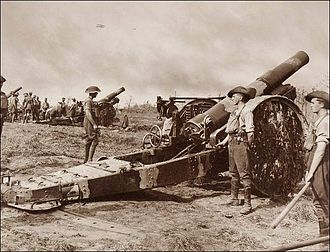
[1,1,329,107]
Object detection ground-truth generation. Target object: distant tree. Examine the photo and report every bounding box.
[126,95,133,112]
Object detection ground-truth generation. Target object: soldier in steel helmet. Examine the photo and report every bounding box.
[218,86,256,215]
[304,90,329,245]
[0,75,9,136]
[83,85,101,163]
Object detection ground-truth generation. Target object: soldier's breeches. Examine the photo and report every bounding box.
[311,157,329,236]
[228,140,252,190]
[0,116,3,136]
[84,131,99,162]
[85,135,99,146]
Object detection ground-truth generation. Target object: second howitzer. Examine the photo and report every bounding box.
[7,87,22,98]
[94,87,125,127]
[1,52,309,211]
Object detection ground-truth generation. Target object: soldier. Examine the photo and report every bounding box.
[68,98,78,119]
[218,86,256,215]
[73,100,84,117]
[8,92,19,123]
[164,97,178,119]
[83,86,101,163]
[41,98,50,120]
[35,96,41,122]
[304,90,329,245]
[122,114,129,129]
[0,75,9,136]
[59,97,67,117]
[22,92,33,123]
[156,96,166,119]
[31,95,39,121]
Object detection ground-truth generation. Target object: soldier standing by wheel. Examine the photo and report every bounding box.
[83,86,101,163]
[218,86,256,215]
[304,90,329,248]
[0,75,9,136]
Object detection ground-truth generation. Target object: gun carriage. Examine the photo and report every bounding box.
[1,51,309,211]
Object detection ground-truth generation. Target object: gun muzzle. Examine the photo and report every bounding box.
[97,87,125,104]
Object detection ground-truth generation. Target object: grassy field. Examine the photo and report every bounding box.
[0,108,322,251]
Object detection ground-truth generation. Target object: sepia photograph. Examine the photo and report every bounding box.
[1,1,329,251]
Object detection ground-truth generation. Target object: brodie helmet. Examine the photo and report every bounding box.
[85,86,101,94]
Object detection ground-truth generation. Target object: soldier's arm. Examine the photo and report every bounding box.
[245,110,255,145]
[306,120,329,181]
[306,142,327,182]
[85,109,97,128]
[218,134,229,146]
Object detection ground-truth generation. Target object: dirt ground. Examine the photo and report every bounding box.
[0,111,323,251]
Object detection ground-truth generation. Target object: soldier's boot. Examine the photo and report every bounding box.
[88,142,98,162]
[84,142,91,163]
[227,180,239,206]
[318,220,329,251]
[240,188,252,215]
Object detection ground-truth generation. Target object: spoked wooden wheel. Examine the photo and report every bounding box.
[142,125,163,149]
[142,134,153,149]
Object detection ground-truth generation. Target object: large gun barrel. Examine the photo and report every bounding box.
[170,96,226,101]
[186,51,309,134]
[7,87,22,98]
[97,87,125,104]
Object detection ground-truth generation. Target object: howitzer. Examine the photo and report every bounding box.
[97,87,125,104]
[170,96,226,101]
[0,51,310,211]
[7,87,22,98]
[95,87,125,127]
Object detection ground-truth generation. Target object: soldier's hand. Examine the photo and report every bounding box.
[216,141,226,148]
[305,171,313,182]
[93,125,98,130]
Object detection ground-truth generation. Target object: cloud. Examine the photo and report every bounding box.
[1,2,328,106]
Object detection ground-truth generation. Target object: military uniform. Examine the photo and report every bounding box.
[31,95,40,121]
[304,90,329,240]
[41,99,50,120]
[224,86,256,215]
[83,97,99,140]
[83,86,101,163]
[226,105,254,210]
[8,94,19,122]
[0,75,8,136]
[23,93,33,123]
[59,98,67,117]
[68,99,78,118]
